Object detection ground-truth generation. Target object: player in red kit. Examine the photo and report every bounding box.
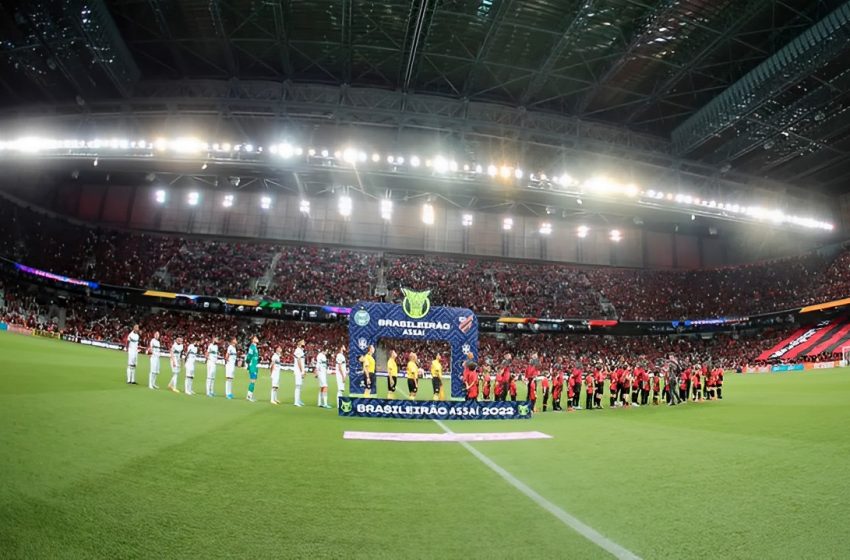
[584,372,595,411]
[552,369,564,411]
[651,371,661,405]
[463,361,479,402]
[528,375,537,411]
[509,374,517,402]
[525,354,539,401]
[609,369,618,408]
[594,366,604,409]
[541,373,550,412]
[482,365,492,400]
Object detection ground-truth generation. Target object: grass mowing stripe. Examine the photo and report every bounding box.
[433,418,642,560]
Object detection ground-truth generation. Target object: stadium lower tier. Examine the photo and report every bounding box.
[0,275,798,371]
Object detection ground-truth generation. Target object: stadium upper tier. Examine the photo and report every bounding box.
[1,201,848,321]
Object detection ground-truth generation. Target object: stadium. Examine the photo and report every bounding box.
[2,0,850,558]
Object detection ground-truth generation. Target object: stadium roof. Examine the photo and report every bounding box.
[0,0,849,200]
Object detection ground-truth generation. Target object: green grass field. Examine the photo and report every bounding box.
[2,332,850,559]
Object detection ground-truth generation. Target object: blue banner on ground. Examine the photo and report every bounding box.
[771,364,805,372]
[338,397,532,420]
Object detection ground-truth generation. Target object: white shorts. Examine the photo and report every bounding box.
[150,359,160,374]
[128,352,137,367]
[271,369,281,387]
[207,365,216,379]
[317,369,328,388]
[186,364,195,378]
[294,370,304,387]
[171,364,181,375]
[225,363,235,379]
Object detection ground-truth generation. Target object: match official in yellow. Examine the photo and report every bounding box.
[359,345,376,396]
[386,350,398,399]
[431,353,444,401]
[406,352,419,399]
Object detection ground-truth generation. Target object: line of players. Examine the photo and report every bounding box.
[123,325,351,407]
[477,355,725,410]
[367,348,725,409]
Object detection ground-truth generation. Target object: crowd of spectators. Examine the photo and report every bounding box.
[269,246,379,306]
[0,275,801,371]
[153,240,277,297]
[3,199,850,320]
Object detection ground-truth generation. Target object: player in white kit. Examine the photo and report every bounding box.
[270,346,282,405]
[206,337,219,397]
[126,324,140,384]
[148,331,161,389]
[184,340,198,395]
[168,336,183,393]
[315,349,330,408]
[335,345,347,402]
[293,339,306,407]
[225,337,237,400]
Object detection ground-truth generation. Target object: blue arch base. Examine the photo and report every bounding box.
[348,301,478,399]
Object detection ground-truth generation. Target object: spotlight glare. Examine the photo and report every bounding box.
[577,225,589,238]
[372,153,380,162]
[338,195,352,217]
[422,203,435,225]
[154,189,166,204]
[410,155,421,168]
[462,213,473,227]
[188,191,200,206]
[222,194,233,208]
[300,199,310,214]
[487,165,498,177]
[260,196,272,210]
[380,199,393,221]
[502,217,513,231]
[610,229,622,242]
[539,222,552,235]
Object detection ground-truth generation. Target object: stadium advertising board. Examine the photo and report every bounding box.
[337,397,532,420]
[770,364,805,372]
[6,324,33,336]
[0,322,6,331]
[348,290,478,399]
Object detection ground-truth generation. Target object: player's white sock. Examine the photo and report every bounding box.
[295,386,301,404]
[185,376,192,394]
[170,373,178,388]
[226,379,233,396]
[206,378,213,395]
[317,391,322,405]
[126,367,131,383]
[270,387,276,402]
[149,372,157,389]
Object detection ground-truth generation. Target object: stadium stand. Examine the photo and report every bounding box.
[2,200,850,320]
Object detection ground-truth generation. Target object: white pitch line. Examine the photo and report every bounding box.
[433,419,641,560]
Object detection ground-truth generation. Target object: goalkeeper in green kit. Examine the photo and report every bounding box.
[246,336,260,402]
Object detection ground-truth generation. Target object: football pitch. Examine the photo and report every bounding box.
[1,334,849,559]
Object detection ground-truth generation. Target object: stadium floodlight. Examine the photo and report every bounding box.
[154,138,168,151]
[300,199,310,214]
[92,158,98,167]
[343,148,357,163]
[410,155,421,168]
[222,194,233,208]
[380,199,393,221]
[462,213,473,227]
[487,165,498,177]
[433,156,448,173]
[577,225,589,238]
[396,156,405,165]
[294,147,303,156]
[371,153,380,162]
[691,214,696,221]
[188,191,200,206]
[515,168,524,179]
[201,162,208,170]
[502,217,513,231]
[610,229,622,242]
[308,148,316,156]
[500,166,512,179]
[539,222,552,235]
[422,203,435,225]
[334,150,342,159]
[154,190,166,204]
[279,143,294,158]
[576,198,583,205]
[260,196,272,210]
[338,195,352,217]
[321,149,329,158]
[626,184,639,197]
